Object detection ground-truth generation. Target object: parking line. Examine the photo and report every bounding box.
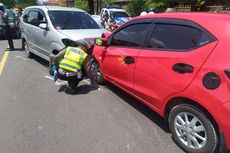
[0,51,9,76]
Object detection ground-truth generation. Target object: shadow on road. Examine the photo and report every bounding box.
[105,83,170,133]
[32,54,49,68]
[58,84,99,95]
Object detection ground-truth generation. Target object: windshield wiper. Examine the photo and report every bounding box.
[61,15,72,29]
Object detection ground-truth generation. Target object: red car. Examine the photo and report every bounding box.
[91,12,230,153]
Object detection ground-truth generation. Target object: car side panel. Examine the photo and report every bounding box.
[133,42,217,109]
[101,46,140,91]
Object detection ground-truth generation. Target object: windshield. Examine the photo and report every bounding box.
[112,11,130,18]
[48,11,100,30]
[6,9,15,23]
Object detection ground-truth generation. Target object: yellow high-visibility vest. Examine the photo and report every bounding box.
[59,47,88,73]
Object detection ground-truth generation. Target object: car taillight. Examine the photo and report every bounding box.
[224,70,230,79]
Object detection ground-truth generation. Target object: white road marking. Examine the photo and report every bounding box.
[16,56,27,61]
[12,96,17,100]
[38,126,43,130]
[127,144,130,150]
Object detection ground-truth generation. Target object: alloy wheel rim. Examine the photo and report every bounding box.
[91,62,100,81]
[174,112,207,149]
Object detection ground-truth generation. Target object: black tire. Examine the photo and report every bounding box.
[23,40,33,58]
[90,59,105,84]
[168,104,218,153]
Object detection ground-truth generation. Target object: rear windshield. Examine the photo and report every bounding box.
[48,10,100,30]
[112,11,130,18]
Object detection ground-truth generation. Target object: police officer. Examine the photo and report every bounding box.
[53,39,95,92]
[0,3,14,50]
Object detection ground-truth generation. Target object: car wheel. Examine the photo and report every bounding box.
[23,40,33,58]
[168,104,218,153]
[90,59,105,84]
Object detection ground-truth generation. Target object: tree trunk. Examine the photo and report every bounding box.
[88,0,94,14]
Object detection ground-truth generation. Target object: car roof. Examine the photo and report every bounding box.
[25,5,85,12]
[107,8,126,12]
[103,7,126,12]
[133,12,230,38]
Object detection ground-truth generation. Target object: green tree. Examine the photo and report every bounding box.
[104,0,114,6]
[145,0,166,12]
[127,0,146,17]
[75,0,89,12]
[15,0,37,8]
[75,0,94,14]
[0,0,16,8]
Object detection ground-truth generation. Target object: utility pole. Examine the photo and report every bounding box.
[99,0,101,13]
[96,0,98,14]
[88,0,94,14]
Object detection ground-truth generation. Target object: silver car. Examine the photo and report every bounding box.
[20,6,107,61]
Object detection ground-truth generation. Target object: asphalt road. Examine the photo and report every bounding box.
[0,39,184,153]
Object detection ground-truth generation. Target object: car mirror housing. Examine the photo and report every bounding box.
[95,38,108,46]
[39,23,48,30]
[101,32,111,38]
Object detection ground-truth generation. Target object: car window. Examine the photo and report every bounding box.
[48,11,100,30]
[27,10,39,26]
[112,11,130,18]
[147,24,213,51]
[22,9,29,23]
[110,23,151,47]
[37,11,46,23]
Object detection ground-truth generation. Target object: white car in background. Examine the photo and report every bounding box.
[100,6,131,25]
[20,6,107,63]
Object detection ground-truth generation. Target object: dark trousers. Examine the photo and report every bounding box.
[4,25,14,49]
[57,69,82,88]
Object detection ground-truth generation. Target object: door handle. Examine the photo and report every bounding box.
[172,63,194,74]
[124,56,135,64]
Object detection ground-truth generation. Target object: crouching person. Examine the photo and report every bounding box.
[53,39,95,92]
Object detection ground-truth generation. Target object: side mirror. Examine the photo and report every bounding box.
[95,38,108,46]
[39,23,48,30]
[101,32,111,38]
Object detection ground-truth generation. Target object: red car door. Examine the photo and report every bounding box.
[101,21,152,91]
[134,20,217,109]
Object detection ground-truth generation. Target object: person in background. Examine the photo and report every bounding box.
[0,3,14,50]
[102,11,109,29]
[53,39,96,92]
